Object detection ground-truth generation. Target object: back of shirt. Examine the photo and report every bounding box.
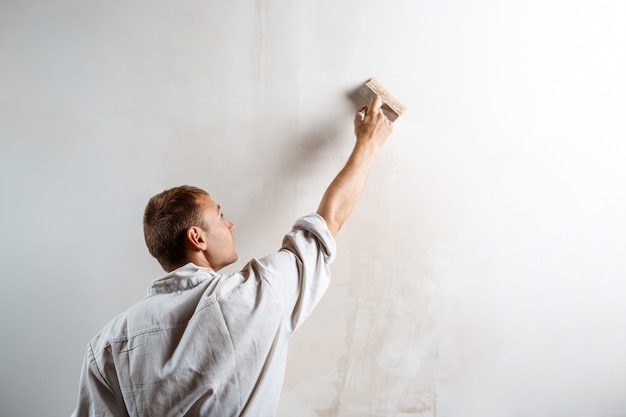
[71,214,335,417]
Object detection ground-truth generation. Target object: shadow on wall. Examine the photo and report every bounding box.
[272,79,383,182]
[218,109,351,277]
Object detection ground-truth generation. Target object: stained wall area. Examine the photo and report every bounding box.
[1,1,626,416]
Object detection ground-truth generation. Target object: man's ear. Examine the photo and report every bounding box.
[186,226,207,250]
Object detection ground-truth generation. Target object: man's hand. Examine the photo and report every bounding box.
[316,96,395,236]
[354,96,394,148]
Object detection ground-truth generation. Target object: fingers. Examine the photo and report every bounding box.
[355,106,367,122]
[356,96,386,123]
[369,95,382,111]
[367,96,387,120]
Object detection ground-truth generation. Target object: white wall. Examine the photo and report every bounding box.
[1,0,626,416]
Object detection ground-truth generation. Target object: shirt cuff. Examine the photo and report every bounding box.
[293,213,337,264]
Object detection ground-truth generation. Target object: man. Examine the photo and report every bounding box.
[71,96,393,416]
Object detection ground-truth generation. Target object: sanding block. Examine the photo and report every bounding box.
[357,78,406,122]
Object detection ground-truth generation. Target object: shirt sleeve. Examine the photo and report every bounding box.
[248,213,336,333]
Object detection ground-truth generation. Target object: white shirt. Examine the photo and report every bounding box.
[71,214,336,417]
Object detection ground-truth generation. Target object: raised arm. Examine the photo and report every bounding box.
[316,96,394,236]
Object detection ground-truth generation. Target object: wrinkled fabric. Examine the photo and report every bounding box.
[71,213,335,417]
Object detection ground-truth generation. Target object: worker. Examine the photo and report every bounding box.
[71,95,393,416]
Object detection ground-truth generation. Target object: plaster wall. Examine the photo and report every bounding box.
[1,1,626,416]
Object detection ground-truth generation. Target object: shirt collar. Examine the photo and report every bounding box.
[147,262,217,295]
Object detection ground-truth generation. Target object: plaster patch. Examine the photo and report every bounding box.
[377,338,422,378]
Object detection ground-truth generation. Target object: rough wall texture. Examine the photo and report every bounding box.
[1,1,626,416]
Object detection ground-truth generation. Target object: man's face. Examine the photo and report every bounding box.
[198,195,237,271]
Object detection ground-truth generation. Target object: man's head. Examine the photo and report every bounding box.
[143,185,237,272]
